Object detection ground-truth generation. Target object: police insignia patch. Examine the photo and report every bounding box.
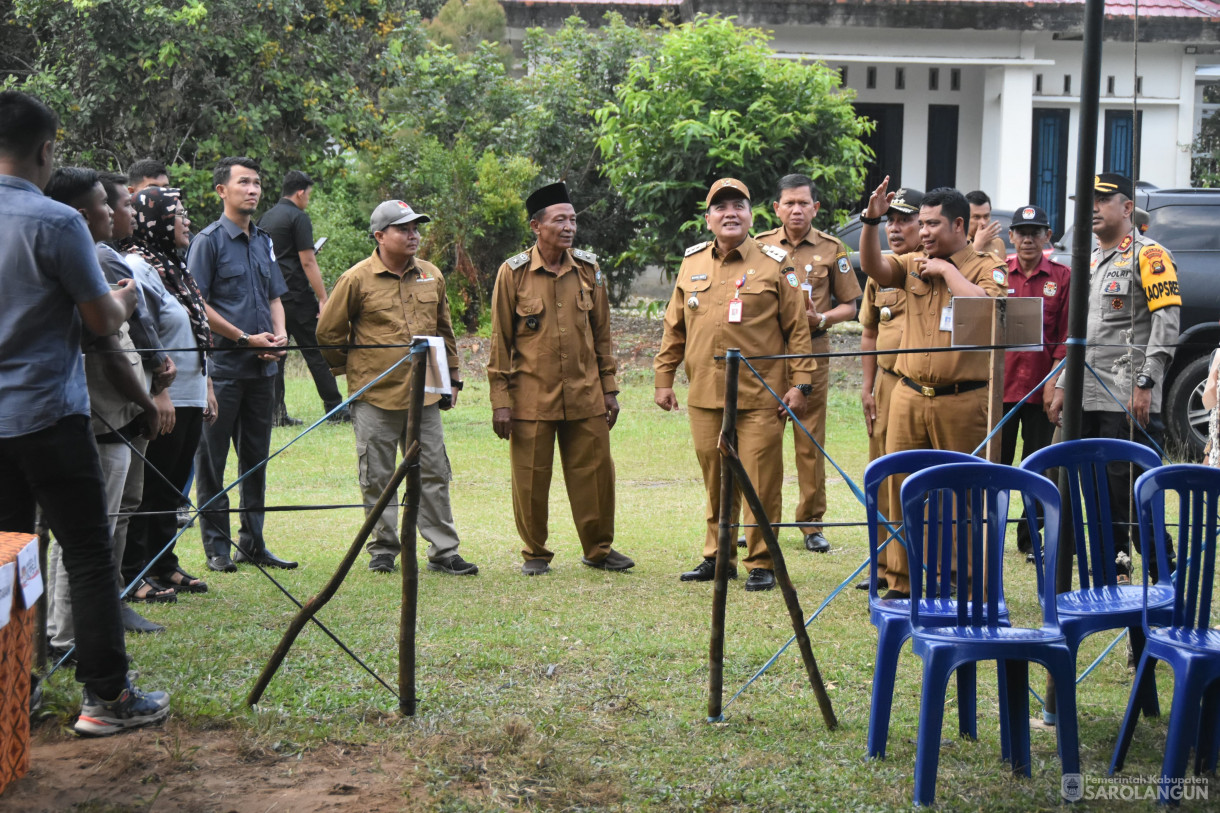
[837,256,851,274]
[595,269,604,287]
[785,272,799,288]
[507,252,530,270]
[1112,298,1124,310]
[1043,281,1057,296]
[992,269,1007,285]
[573,248,598,264]
[1118,234,1133,252]
[685,241,709,257]
[761,243,787,263]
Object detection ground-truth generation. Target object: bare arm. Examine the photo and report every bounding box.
[859,177,905,289]
[299,249,328,309]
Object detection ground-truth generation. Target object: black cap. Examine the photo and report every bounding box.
[888,187,924,216]
[1010,204,1051,230]
[1094,173,1134,200]
[526,182,571,219]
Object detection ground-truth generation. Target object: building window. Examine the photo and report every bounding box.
[839,66,848,85]
[1035,74,1043,94]
[1064,74,1072,95]
[1107,75,1115,95]
[929,68,939,91]
[950,69,961,91]
[895,67,905,90]
[867,66,877,89]
[1136,75,1143,95]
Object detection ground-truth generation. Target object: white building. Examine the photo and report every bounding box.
[504,0,1220,234]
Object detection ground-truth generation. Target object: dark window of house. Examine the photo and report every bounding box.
[1064,74,1072,95]
[950,69,961,91]
[929,68,939,91]
[1035,74,1043,94]
[867,66,877,89]
[1107,76,1116,95]
[895,67,905,90]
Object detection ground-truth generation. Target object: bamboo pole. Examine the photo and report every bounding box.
[708,348,740,722]
[399,340,428,716]
[718,434,839,730]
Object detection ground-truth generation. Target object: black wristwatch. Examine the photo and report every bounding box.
[859,214,883,226]
[795,383,814,396]
[237,332,250,347]
[453,380,464,391]
[1135,374,1155,390]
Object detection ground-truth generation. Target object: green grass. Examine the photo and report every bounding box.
[40,376,1188,811]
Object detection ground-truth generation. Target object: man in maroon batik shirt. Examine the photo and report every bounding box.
[1000,204,1070,558]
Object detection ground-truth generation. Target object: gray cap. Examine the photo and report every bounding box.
[369,200,431,234]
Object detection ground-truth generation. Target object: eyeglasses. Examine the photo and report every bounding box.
[173,211,190,221]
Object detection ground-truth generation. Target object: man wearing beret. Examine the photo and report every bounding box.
[487,182,633,576]
[318,200,477,576]
[756,173,861,555]
[655,178,814,592]
[1050,173,1180,583]
[857,179,1007,599]
[1001,204,1070,560]
[857,186,922,591]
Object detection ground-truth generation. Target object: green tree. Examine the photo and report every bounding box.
[519,13,657,303]
[1192,82,1220,188]
[594,15,872,273]
[427,0,509,64]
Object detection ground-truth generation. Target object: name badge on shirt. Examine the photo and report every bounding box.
[939,304,954,332]
[728,298,743,323]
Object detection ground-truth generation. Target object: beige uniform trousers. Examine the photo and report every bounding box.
[690,406,781,571]
[793,333,831,531]
[870,367,900,579]
[510,416,614,563]
[883,383,988,594]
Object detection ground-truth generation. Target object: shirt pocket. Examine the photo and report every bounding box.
[361,291,402,337]
[515,296,545,339]
[680,277,712,317]
[1098,277,1132,322]
[876,288,902,319]
[411,286,439,334]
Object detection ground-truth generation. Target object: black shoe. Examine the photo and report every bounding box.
[522,559,551,576]
[275,414,304,428]
[1025,552,1036,564]
[326,405,352,424]
[745,568,776,592]
[234,548,298,569]
[48,641,77,667]
[206,555,236,573]
[804,532,830,553]
[368,554,396,573]
[881,589,911,601]
[581,549,634,571]
[679,558,737,582]
[737,535,747,548]
[857,577,887,591]
[427,554,479,575]
[120,603,165,634]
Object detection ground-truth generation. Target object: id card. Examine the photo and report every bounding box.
[939,304,954,332]
[728,298,743,323]
[800,282,813,301]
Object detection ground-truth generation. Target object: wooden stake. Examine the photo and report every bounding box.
[708,348,740,722]
[399,341,428,716]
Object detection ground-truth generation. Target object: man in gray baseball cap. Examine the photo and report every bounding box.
[318,200,477,576]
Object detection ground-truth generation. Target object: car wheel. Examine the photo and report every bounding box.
[1165,354,1210,460]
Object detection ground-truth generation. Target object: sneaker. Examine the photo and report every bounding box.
[522,559,551,576]
[581,549,635,571]
[74,682,170,736]
[427,554,479,575]
[369,554,396,573]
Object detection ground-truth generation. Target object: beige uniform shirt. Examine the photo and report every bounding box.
[756,226,862,331]
[317,251,458,409]
[859,276,907,373]
[655,237,815,410]
[979,236,1007,263]
[883,245,1007,386]
[487,244,617,421]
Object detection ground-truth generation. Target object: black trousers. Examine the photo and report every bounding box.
[0,416,127,697]
[1000,401,1057,553]
[274,297,343,417]
[1081,409,1167,578]
[196,377,274,559]
[125,407,203,583]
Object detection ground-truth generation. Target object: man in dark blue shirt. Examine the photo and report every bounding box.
[0,90,170,735]
[188,156,296,572]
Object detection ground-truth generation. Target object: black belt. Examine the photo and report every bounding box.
[901,377,987,398]
[879,365,899,378]
[810,329,827,341]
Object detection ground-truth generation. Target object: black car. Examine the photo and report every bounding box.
[1049,187,1220,458]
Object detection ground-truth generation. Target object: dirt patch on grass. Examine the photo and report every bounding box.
[6,722,427,812]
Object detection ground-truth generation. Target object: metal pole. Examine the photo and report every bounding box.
[1048,0,1107,719]
[708,348,740,722]
[399,338,428,716]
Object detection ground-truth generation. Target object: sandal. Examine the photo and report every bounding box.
[161,566,208,594]
[127,577,177,604]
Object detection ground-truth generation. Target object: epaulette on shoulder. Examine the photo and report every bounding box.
[572,248,598,265]
[759,242,787,263]
[755,226,781,238]
[198,222,220,236]
[684,241,710,257]
[506,251,530,270]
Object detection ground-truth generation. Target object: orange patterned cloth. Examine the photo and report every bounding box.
[0,532,38,794]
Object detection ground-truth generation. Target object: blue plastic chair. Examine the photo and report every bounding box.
[864,449,1011,761]
[1020,438,1173,720]
[1111,464,1220,799]
[904,462,1080,807]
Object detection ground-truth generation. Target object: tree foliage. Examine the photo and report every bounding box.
[594,15,872,272]
[427,0,510,65]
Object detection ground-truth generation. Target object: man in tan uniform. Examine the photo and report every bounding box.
[966,189,1007,262]
[757,173,861,553]
[656,178,814,592]
[318,200,477,576]
[856,187,923,590]
[859,181,1007,599]
[487,182,632,576]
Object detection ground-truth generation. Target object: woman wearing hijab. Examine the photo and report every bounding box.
[122,186,217,599]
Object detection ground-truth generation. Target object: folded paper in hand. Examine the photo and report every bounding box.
[417,336,451,395]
